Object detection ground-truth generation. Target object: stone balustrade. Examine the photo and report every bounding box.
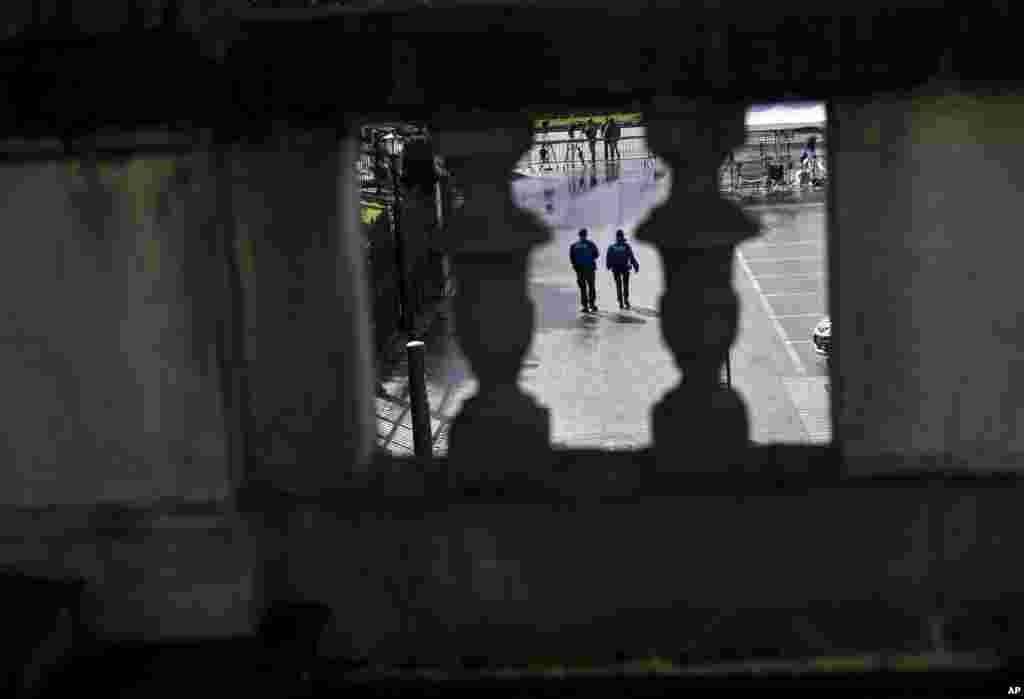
[2,4,1024,676]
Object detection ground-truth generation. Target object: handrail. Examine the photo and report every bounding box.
[518,134,654,169]
[237,448,1024,514]
[519,133,826,167]
[357,133,827,194]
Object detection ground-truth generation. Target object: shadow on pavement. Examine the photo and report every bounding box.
[610,314,647,324]
[630,306,660,317]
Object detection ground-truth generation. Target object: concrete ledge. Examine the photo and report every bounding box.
[238,448,1024,511]
[85,512,260,641]
[265,475,1024,664]
[0,506,260,642]
[1,449,1020,653]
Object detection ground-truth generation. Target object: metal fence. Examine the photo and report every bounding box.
[358,129,407,193]
[517,135,655,171]
[357,144,397,193]
[720,153,829,195]
[358,129,827,194]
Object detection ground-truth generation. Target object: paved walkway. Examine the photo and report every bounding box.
[375,298,463,456]
[734,200,831,442]
[377,159,831,456]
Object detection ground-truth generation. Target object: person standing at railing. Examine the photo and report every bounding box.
[584,119,598,165]
[574,122,587,165]
[801,135,819,177]
[567,123,583,167]
[537,120,552,169]
[606,117,621,160]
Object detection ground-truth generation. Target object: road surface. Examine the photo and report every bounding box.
[378,156,831,454]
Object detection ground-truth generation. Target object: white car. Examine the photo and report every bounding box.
[812,316,831,359]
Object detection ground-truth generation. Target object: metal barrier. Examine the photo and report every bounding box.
[356,150,376,189]
[353,130,827,197]
[520,132,823,167]
[358,131,406,192]
[718,154,829,195]
[518,134,654,170]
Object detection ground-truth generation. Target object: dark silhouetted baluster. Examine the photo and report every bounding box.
[434,120,551,474]
[637,99,760,470]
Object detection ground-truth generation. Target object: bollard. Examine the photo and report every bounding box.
[406,340,433,460]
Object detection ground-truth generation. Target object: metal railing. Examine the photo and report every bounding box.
[357,131,828,196]
[719,155,829,195]
[357,145,399,193]
[517,135,654,171]
[518,128,823,166]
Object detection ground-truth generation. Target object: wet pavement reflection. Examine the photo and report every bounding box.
[378,157,830,455]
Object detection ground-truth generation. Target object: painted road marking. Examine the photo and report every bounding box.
[735,248,806,375]
[783,376,832,442]
[749,272,823,280]
[743,255,823,263]
[746,240,823,247]
[762,291,822,297]
[745,261,824,278]
[771,312,826,319]
[739,200,827,211]
[758,278,824,296]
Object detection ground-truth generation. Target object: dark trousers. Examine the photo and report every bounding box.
[588,141,597,163]
[610,139,620,159]
[575,268,596,308]
[612,269,631,305]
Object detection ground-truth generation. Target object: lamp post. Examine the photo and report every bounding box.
[385,129,432,461]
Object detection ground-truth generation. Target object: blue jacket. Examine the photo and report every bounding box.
[570,239,600,270]
[606,241,639,272]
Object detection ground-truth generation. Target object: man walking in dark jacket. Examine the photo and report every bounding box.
[606,229,640,309]
[570,228,600,312]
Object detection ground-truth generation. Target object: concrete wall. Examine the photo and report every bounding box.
[0,133,376,506]
[231,133,375,491]
[0,154,231,506]
[280,485,1024,664]
[4,96,1024,652]
[0,131,377,639]
[0,151,260,639]
[832,93,1024,471]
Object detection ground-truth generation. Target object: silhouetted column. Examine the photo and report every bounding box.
[637,99,760,470]
[434,119,551,474]
[232,127,375,491]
